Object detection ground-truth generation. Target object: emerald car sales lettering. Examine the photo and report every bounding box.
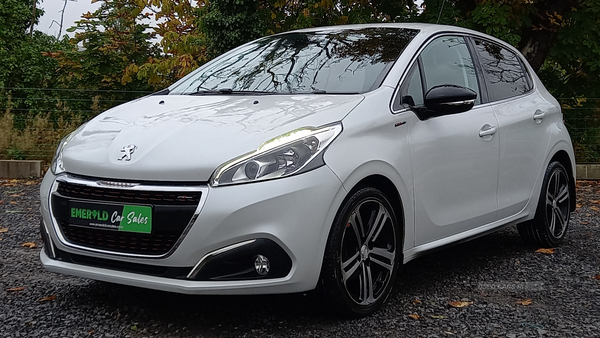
[70,208,109,221]
[111,211,149,225]
[70,208,149,226]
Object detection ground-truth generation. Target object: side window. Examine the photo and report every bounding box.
[396,63,423,109]
[420,36,481,104]
[473,39,532,101]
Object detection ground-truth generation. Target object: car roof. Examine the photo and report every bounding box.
[283,23,473,36]
[278,23,511,51]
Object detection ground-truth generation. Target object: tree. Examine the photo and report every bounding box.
[49,0,158,100]
[126,0,208,89]
[418,0,588,73]
[0,0,74,129]
[200,0,266,58]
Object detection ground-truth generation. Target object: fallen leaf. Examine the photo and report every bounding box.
[6,287,26,292]
[21,242,37,249]
[591,200,600,204]
[0,227,8,233]
[408,314,420,320]
[87,330,95,335]
[0,200,4,205]
[535,248,555,254]
[24,180,38,185]
[449,301,473,308]
[591,206,600,211]
[594,275,600,280]
[581,221,589,225]
[430,315,446,319]
[39,295,56,302]
[9,194,21,197]
[576,204,582,208]
[412,299,421,305]
[9,201,17,205]
[516,299,533,306]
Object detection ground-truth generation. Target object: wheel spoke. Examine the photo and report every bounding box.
[341,250,361,282]
[359,264,374,304]
[556,184,569,204]
[552,171,560,197]
[370,247,395,265]
[366,205,389,243]
[548,207,556,234]
[352,209,366,239]
[370,256,394,273]
[546,191,553,206]
[348,216,364,247]
[553,206,567,234]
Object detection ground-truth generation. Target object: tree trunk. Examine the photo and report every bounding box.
[518,0,576,72]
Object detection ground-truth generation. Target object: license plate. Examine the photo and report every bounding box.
[68,201,152,234]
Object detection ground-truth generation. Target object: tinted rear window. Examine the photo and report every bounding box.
[473,39,532,101]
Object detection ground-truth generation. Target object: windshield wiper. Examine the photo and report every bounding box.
[187,88,276,95]
[309,90,361,94]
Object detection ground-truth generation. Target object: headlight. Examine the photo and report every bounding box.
[211,123,342,186]
[50,124,86,175]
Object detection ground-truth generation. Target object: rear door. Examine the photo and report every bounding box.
[471,38,553,218]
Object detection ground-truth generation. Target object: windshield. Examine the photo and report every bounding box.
[170,27,418,95]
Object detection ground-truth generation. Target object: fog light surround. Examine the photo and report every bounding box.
[189,238,292,281]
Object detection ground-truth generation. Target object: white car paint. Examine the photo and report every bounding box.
[39,23,576,311]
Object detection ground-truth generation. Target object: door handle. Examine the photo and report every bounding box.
[479,124,497,138]
[533,109,546,123]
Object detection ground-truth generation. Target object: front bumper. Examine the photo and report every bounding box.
[39,166,344,294]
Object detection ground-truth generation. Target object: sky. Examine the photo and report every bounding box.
[36,0,101,38]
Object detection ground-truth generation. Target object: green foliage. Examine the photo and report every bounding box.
[0,0,599,162]
[50,0,157,96]
[0,0,46,88]
[545,0,600,99]
[123,0,208,89]
[200,0,267,57]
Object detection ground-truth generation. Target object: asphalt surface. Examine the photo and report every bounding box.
[1,179,599,338]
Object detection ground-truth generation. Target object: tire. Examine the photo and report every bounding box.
[320,187,401,317]
[518,161,571,247]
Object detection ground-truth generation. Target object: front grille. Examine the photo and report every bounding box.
[60,223,179,254]
[52,179,202,256]
[57,182,201,205]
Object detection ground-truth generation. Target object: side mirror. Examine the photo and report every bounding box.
[417,85,477,120]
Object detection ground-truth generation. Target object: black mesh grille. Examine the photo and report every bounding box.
[53,181,201,256]
[60,223,179,254]
[57,182,201,205]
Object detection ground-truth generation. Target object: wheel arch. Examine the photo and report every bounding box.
[345,174,406,253]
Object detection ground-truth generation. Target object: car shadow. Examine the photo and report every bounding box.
[68,227,528,335]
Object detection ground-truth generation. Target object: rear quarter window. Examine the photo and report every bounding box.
[473,39,532,102]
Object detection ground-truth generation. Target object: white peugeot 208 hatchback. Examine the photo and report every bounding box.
[40,23,576,316]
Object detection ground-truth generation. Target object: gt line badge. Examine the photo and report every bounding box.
[118,144,137,161]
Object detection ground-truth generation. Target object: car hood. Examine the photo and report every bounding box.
[61,94,363,181]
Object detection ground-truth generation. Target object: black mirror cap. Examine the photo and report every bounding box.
[423,85,477,116]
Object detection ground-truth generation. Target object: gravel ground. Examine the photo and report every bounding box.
[1,179,599,338]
